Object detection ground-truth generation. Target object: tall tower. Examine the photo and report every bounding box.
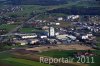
[48,27,55,37]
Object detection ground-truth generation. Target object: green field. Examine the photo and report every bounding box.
[96,37,100,48]
[19,27,44,33]
[0,50,100,66]
[0,52,53,66]
[39,50,100,66]
[2,58,52,66]
[0,24,18,31]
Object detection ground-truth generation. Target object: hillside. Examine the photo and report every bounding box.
[2,0,100,6]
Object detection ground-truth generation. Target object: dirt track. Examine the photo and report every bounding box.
[26,44,94,52]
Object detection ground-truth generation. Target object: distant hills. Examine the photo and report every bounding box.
[0,0,100,15]
[47,7,100,15]
[2,0,99,6]
[6,0,68,5]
